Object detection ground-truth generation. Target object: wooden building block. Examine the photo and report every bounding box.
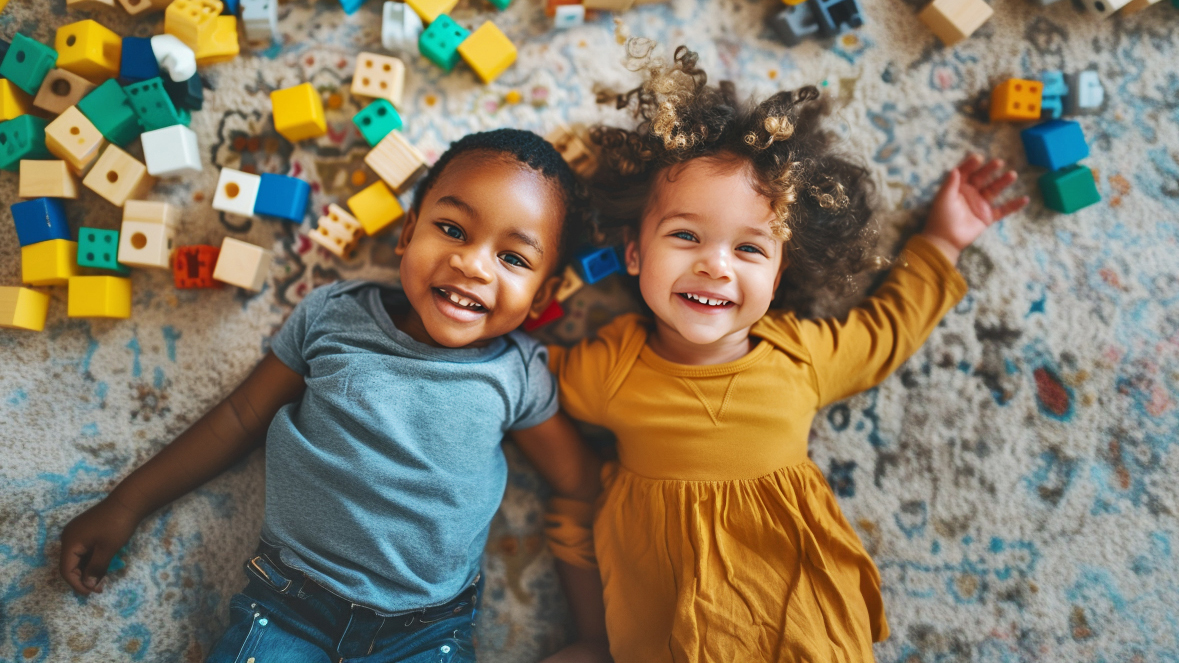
[22,239,80,286]
[117,0,174,14]
[212,167,261,217]
[165,0,223,54]
[173,245,221,288]
[83,144,156,206]
[310,204,364,258]
[457,22,516,84]
[19,160,80,199]
[67,276,132,319]
[406,0,459,23]
[271,82,327,142]
[347,180,404,235]
[124,199,181,226]
[67,0,120,8]
[365,130,427,193]
[0,79,34,122]
[351,52,406,108]
[0,287,51,332]
[118,219,175,269]
[213,237,272,291]
[1121,0,1160,13]
[554,264,584,302]
[45,106,107,174]
[33,69,97,116]
[917,0,992,47]
[55,20,123,84]
[990,78,1042,122]
[545,125,597,178]
[1080,0,1131,16]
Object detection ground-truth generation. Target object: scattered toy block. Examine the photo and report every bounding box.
[83,144,156,207]
[45,106,107,174]
[255,173,311,222]
[1120,0,1160,14]
[33,69,96,116]
[545,125,597,178]
[165,0,223,55]
[917,0,992,47]
[310,204,364,258]
[241,0,279,45]
[124,199,181,226]
[365,130,427,193]
[164,73,204,111]
[457,22,516,84]
[141,124,201,177]
[54,20,121,84]
[347,180,404,235]
[118,220,175,269]
[195,15,240,65]
[1039,165,1100,214]
[19,161,79,199]
[271,82,327,142]
[382,1,424,54]
[419,15,470,72]
[0,287,50,332]
[406,0,459,22]
[575,246,621,284]
[0,79,34,122]
[212,167,262,217]
[353,98,403,147]
[118,0,174,13]
[150,35,198,83]
[173,244,221,288]
[213,237,272,291]
[1021,120,1089,171]
[77,227,130,274]
[546,0,580,16]
[119,36,161,84]
[68,276,131,318]
[77,79,141,147]
[990,78,1042,122]
[0,115,52,171]
[351,52,406,108]
[523,299,563,331]
[125,77,190,131]
[67,0,120,9]
[487,0,511,9]
[22,239,79,285]
[1039,70,1067,120]
[768,4,822,46]
[554,264,584,302]
[12,197,71,246]
[339,0,370,12]
[813,0,864,34]
[1065,71,1103,115]
[0,34,60,96]
[1080,0,1131,16]
[553,4,586,27]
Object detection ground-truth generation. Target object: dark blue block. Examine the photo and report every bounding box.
[256,173,311,222]
[120,37,161,84]
[164,72,204,111]
[576,246,622,284]
[813,0,864,35]
[223,0,240,13]
[0,39,9,66]
[12,197,71,247]
[1021,120,1089,171]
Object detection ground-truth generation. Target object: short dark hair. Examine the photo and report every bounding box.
[411,128,591,268]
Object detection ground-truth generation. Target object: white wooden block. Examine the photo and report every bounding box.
[142,125,201,177]
[554,4,585,28]
[124,200,180,227]
[118,219,176,269]
[150,34,198,83]
[213,237,272,291]
[241,0,279,45]
[212,168,261,217]
[352,52,405,108]
[381,1,423,55]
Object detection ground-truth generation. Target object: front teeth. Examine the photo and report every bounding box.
[440,288,483,310]
[683,293,730,307]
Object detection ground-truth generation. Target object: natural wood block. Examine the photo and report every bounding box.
[124,199,180,227]
[917,0,993,47]
[34,69,97,116]
[365,130,427,193]
[310,204,364,258]
[545,125,598,178]
[213,237,272,291]
[19,160,80,199]
[555,265,585,302]
[118,219,175,269]
[45,106,108,175]
[117,0,173,14]
[67,0,119,8]
[351,52,406,108]
[83,144,156,207]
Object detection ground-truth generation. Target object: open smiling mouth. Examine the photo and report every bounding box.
[436,287,487,312]
[678,293,734,308]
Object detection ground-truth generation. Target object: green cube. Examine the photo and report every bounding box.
[352,99,403,147]
[77,227,130,274]
[124,77,190,132]
[488,0,510,9]
[0,115,51,171]
[77,80,142,147]
[1039,164,1101,214]
[0,34,58,96]
[419,15,470,72]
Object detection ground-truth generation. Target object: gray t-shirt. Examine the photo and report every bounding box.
[263,281,558,613]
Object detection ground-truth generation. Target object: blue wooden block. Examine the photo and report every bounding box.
[575,246,622,284]
[120,37,161,84]
[255,173,311,222]
[12,198,71,247]
[1021,120,1089,171]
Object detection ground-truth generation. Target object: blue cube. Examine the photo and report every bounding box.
[120,37,161,84]
[255,173,311,222]
[575,246,622,284]
[339,0,368,13]
[223,0,240,13]
[12,198,71,247]
[1021,120,1089,171]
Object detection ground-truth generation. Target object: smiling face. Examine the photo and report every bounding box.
[626,155,786,361]
[395,151,564,348]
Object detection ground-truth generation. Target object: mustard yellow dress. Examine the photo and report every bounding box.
[545,236,967,663]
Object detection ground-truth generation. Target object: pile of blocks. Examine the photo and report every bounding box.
[379,0,517,84]
[768,0,866,47]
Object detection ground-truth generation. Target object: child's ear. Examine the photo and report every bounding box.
[394,210,418,256]
[624,229,640,276]
[529,273,563,318]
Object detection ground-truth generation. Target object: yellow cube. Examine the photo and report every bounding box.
[22,240,80,286]
[0,286,51,332]
[165,0,223,54]
[457,23,517,85]
[406,0,459,23]
[347,181,404,235]
[68,276,132,319]
[270,82,327,143]
[195,15,240,66]
[0,79,33,122]
[55,20,123,84]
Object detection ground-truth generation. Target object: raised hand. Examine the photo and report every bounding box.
[922,153,1030,263]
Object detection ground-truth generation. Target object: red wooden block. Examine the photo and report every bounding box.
[523,299,564,332]
[173,245,221,289]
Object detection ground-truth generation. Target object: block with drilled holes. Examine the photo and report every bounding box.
[990,79,1043,122]
[365,130,427,193]
[0,115,52,171]
[1,34,59,96]
[419,15,470,72]
[118,219,175,269]
[212,167,262,217]
[55,20,121,84]
[352,52,406,108]
[347,180,404,235]
[19,161,79,199]
[213,237,272,291]
[0,286,51,332]
[68,276,132,318]
[77,227,130,274]
[45,106,107,174]
[22,239,79,286]
[77,79,142,147]
[126,77,190,131]
[173,245,221,288]
[33,69,96,116]
[310,204,364,258]
[124,199,181,227]
[83,144,156,207]
[165,0,223,54]
[353,98,403,147]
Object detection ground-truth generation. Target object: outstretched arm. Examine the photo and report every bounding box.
[59,352,306,596]
[921,153,1029,264]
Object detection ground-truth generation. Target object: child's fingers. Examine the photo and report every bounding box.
[968,159,1006,190]
[980,170,1018,201]
[992,196,1030,221]
[80,544,114,591]
[956,153,985,178]
[59,542,93,595]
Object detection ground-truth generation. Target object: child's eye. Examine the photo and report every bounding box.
[500,253,528,268]
[437,223,464,240]
[737,244,767,256]
[671,231,698,242]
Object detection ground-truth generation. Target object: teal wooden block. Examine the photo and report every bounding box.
[488,0,510,9]
[77,80,142,147]
[419,15,469,72]
[0,34,58,96]
[125,77,190,132]
[352,99,403,147]
[77,227,130,274]
[1039,165,1100,214]
[0,115,51,171]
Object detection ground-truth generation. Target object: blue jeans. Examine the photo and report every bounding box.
[206,543,479,663]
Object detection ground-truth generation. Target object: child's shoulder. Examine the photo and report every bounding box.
[751,309,809,355]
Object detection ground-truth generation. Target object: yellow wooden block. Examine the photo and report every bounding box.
[195,15,240,66]
[917,0,993,47]
[83,144,156,207]
[0,287,51,332]
[68,276,131,319]
[55,20,123,84]
[271,82,327,143]
[0,80,34,122]
[34,69,97,117]
[365,130,427,193]
[45,106,107,175]
[212,237,272,291]
[19,160,80,199]
[457,23,516,84]
[554,265,584,303]
[22,240,80,286]
[310,204,364,258]
[165,0,223,54]
[406,0,458,23]
[347,181,404,235]
[990,79,1042,122]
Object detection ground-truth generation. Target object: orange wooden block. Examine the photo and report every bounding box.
[990,78,1043,122]
[19,160,80,199]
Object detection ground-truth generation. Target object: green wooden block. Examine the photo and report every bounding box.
[419,15,470,72]
[488,0,510,9]
[125,77,190,132]
[0,115,51,171]
[77,79,142,147]
[352,99,403,147]
[0,34,58,96]
[77,227,130,274]
[1039,164,1101,214]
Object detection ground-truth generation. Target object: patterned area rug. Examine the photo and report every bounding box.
[2,0,1178,660]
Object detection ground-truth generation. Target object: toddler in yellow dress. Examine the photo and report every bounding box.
[544,46,1029,663]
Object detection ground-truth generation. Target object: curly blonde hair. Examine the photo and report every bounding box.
[589,43,879,315]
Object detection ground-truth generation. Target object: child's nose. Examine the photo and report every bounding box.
[694,247,733,280]
[449,249,494,283]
